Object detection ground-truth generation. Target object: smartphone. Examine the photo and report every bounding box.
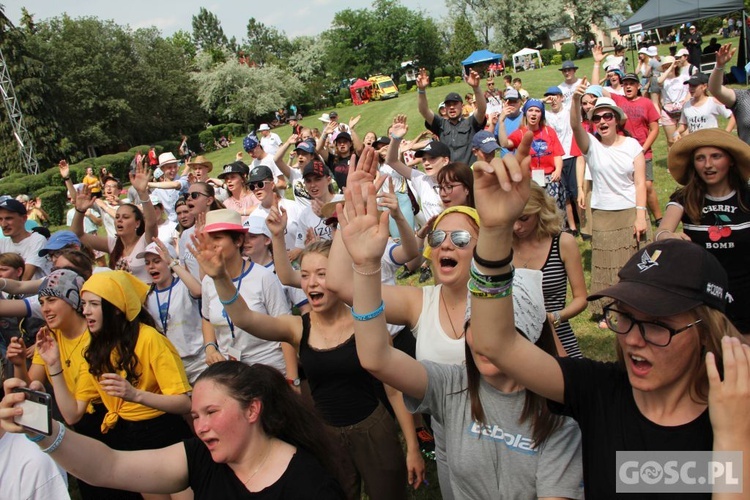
[12,388,52,436]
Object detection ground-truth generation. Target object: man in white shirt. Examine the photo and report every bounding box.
[243,135,287,191]
[558,60,582,108]
[258,123,283,156]
[0,199,48,280]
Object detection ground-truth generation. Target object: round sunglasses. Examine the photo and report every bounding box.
[427,229,473,249]
[247,180,272,191]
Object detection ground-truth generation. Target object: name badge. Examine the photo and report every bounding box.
[227,346,242,362]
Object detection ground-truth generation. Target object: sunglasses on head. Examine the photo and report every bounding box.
[187,191,209,200]
[427,229,473,249]
[591,112,616,123]
[248,180,272,191]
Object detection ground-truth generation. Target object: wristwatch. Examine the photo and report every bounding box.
[552,311,561,329]
[287,378,301,387]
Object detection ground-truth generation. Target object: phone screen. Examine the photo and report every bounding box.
[12,388,52,436]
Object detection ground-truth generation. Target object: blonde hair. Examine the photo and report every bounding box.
[519,182,563,239]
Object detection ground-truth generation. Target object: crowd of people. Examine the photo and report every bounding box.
[0,40,749,500]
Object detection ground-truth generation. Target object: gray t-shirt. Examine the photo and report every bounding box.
[405,361,584,500]
[732,89,750,145]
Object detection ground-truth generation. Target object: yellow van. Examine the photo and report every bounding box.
[368,75,399,100]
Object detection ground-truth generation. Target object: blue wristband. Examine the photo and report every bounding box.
[26,433,45,443]
[351,300,385,321]
[219,289,240,306]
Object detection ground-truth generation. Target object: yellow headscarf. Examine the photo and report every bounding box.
[81,271,149,321]
[423,206,481,259]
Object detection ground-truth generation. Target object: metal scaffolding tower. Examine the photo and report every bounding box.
[0,47,39,175]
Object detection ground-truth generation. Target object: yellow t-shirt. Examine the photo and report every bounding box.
[32,328,91,396]
[82,174,101,194]
[74,324,191,433]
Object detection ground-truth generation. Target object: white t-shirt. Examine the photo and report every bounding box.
[558,78,582,108]
[247,199,301,251]
[262,261,309,310]
[201,260,290,373]
[679,98,732,132]
[583,134,642,210]
[287,167,312,209]
[260,133,283,156]
[157,220,177,246]
[545,107,575,158]
[252,155,284,180]
[0,232,49,279]
[145,277,206,383]
[409,170,443,220]
[179,226,200,280]
[152,177,189,222]
[294,195,344,249]
[107,235,151,284]
[97,200,118,238]
[661,75,690,109]
[0,432,70,500]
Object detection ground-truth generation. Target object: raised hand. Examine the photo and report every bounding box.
[707,336,750,443]
[339,183,390,266]
[348,114,361,130]
[346,146,379,189]
[152,237,174,264]
[194,212,206,235]
[464,68,481,89]
[472,131,532,229]
[592,44,605,63]
[99,373,138,401]
[35,327,61,371]
[131,162,150,194]
[266,206,287,238]
[188,231,229,280]
[716,43,736,67]
[58,160,70,180]
[287,134,299,145]
[376,177,403,220]
[74,185,96,213]
[573,76,588,102]
[416,68,430,90]
[323,121,338,136]
[391,114,408,139]
[6,337,27,368]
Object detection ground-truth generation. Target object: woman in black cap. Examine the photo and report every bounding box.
[466,142,750,498]
[657,128,750,336]
[218,160,257,220]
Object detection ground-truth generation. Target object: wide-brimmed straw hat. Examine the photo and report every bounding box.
[187,155,214,173]
[204,209,247,233]
[667,129,750,185]
[587,97,627,125]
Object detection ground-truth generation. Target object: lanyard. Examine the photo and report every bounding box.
[225,261,249,341]
[155,278,176,335]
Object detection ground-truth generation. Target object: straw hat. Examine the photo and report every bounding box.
[667,129,750,185]
[158,152,179,168]
[187,155,214,173]
[204,209,247,233]
[660,55,676,70]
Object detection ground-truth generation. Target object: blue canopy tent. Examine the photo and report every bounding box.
[461,50,503,66]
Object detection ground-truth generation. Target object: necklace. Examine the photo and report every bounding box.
[243,440,274,487]
[440,288,464,340]
[64,330,87,368]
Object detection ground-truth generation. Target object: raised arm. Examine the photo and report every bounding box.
[416,68,435,126]
[316,122,337,162]
[466,69,486,123]
[189,231,301,348]
[131,164,158,244]
[591,45,605,84]
[385,115,416,180]
[349,115,364,155]
[340,182,428,400]
[266,205,301,288]
[496,104,516,149]
[58,160,77,202]
[470,133,565,404]
[709,44,737,108]
[72,186,110,252]
[153,238,202,297]
[273,134,297,179]
[569,78,591,154]
[377,179,419,264]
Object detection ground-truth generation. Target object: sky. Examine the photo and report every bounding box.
[4,0,448,39]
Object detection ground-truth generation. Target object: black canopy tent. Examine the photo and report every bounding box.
[619,0,744,35]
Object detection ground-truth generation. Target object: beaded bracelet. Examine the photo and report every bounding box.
[352,264,381,276]
[219,289,240,306]
[40,422,65,454]
[26,433,45,443]
[473,248,513,269]
[351,300,385,321]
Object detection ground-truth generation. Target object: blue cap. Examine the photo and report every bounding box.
[584,85,604,97]
[243,134,259,152]
[39,230,80,256]
[295,141,315,154]
[471,131,500,154]
[522,99,546,121]
[544,86,562,96]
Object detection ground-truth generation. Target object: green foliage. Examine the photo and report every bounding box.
[487,0,566,52]
[561,0,629,40]
[244,18,291,66]
[94,152,134,182]
[561,43,577,61]
[453,76,463,83]
[433,67,444,78]
[192,7,228,53]
[35,186,67,226]
[344,99,352,106]
[552,54,563,65]
[540,49,559,65]
[155,141,181,156]
[199,130,216,152]
[448,15,482,68]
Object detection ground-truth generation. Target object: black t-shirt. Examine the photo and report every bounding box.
[326,154,355,190]
[549,357,712,499]
[184,438,345,500]
[298,313,379,427]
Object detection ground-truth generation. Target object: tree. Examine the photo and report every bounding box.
[244,18,291,66]
[166,29,197,61]
[448,15,482,67]
[192,7,228,62]
[486,0,565,52]
[444,0,494,46]
[562,0,629,40]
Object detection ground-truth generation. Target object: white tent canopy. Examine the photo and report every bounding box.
[512,48,542,72]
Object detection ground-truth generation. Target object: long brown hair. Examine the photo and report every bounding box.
[109,204,145,270]
[463,319,563,448]
[671,154,749,224]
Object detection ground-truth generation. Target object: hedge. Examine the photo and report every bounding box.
[35,186,68,226]
[561,43,576,61]
[540,49,558,65]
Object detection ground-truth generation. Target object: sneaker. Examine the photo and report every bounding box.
[416,427,435,460]
[396,266,415,280]
[418,266,432,283]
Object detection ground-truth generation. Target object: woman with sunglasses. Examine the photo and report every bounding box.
[467,149,750,497]
[179,182,224,279]
[570,80,648,323]
[658,56,690,149]
[337,180,584,500]
[574,85,602,239]
[72,163,157,284]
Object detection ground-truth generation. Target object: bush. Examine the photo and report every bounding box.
[155,140,180,156]
[338,88,349,101]
[335,102,345,108]
[0,182,26,197]
[94,152,134,183]
[453,76,463,83]
[540,49,558,65]
[199,130,215,152]
[35,186,68,226]
[344,98,352,106]
[552,54,563,65]
[561,43,576,61]
[430,82,440,87]
[433,67,444,78]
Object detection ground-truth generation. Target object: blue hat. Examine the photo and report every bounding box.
[544,86,562,96]
[295,141,315,154]
[39,230,81,257]
[522,99,546,120]
[243,134,259,152]
[559,60,578,71]
[471,131,500,154]
[584,85,604,98]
